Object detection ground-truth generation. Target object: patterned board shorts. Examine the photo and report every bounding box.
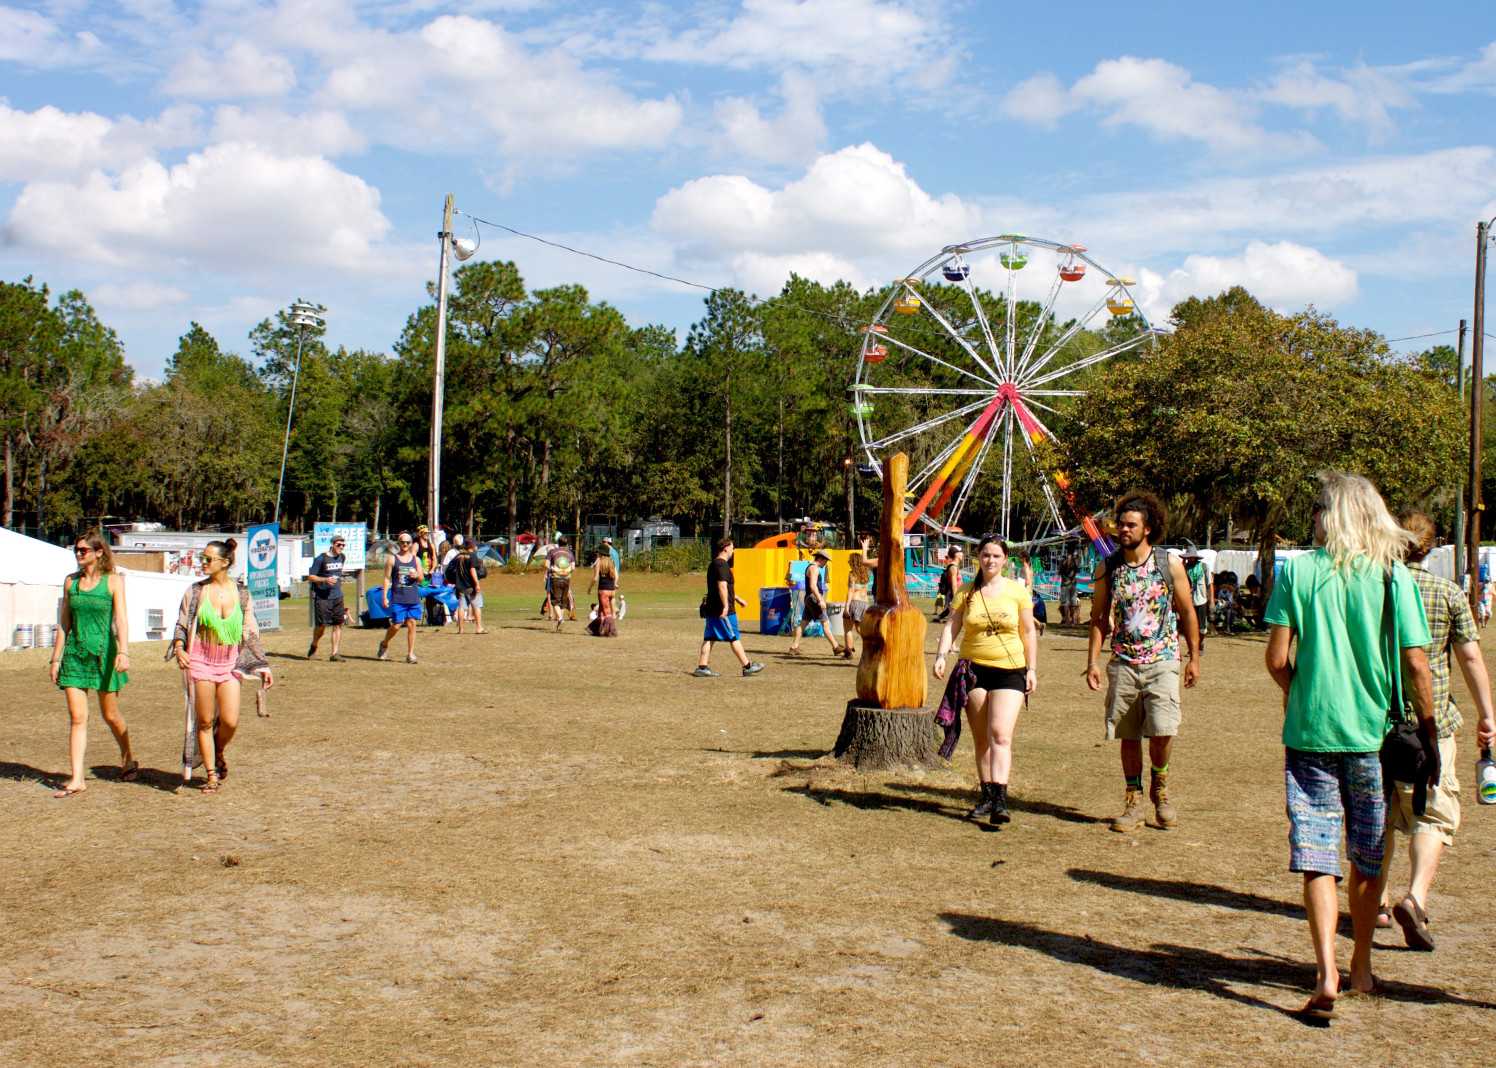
[1284,748,1386,879]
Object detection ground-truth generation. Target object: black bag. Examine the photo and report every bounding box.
[1378,568,1439,815]
[698,597,710,619]
[474,558,487,580]
[429,599,448,627]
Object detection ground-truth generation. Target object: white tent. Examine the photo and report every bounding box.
[1,527,197,651]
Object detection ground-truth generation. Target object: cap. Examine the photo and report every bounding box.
[602,536,612,543]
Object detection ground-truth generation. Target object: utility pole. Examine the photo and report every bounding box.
[1455,319,1467,582]
[1469,219,1491,614]
[429,193,454,532]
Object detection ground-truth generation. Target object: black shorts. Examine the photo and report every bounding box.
[969,663,1027,693]
[803,599,824,622]
[314,598,346,626]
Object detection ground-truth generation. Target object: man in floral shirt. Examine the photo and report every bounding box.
[1086,491,1201,831]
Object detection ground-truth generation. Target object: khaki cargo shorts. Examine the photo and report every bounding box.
[1104,658,1181,740]
[1387,733,1461,846]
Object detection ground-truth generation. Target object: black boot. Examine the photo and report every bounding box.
[988,783,1011,826]
[965,782,994,820]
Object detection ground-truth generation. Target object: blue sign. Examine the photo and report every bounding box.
[314,522,367,572]
[247,522,280,631]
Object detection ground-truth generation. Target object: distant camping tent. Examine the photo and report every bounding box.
[1,527,198,650]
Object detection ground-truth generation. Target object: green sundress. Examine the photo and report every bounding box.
[56,575,128,692]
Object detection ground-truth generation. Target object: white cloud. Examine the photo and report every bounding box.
[1000,73,1078,126]
[164,40,298,99]
[1256,59,1416,140]
[320,14,682,159]
[209,105,366,157]
[1133,241,1358,322]
[5,142,394,275]
[1070,56,1318,154]
[549,0,958,93]
[0,5,104,66]
[714,72,826,165]
[0,101,201,181]
[1429,41,1496,92]
[91,280,190,311]
[653,143,980,265]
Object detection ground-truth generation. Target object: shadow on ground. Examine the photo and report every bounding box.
[940,912,1496,1020]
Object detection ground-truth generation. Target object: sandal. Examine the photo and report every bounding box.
[201,772,221,795]
[120,760,140,783]
[215,757,228,782]
[52,784,86,799]
[1294,993,1336,1022]
[1375,908,1393,930]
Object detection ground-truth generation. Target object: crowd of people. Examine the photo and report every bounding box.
[38,471,1494,1022]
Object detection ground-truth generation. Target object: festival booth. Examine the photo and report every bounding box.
[730,530,855,634]
[2,527,197,651]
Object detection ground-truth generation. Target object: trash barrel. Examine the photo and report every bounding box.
[760,587,791,634]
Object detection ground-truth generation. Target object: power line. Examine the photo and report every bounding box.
[1386,329,1457,344]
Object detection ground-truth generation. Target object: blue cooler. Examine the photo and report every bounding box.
[760,587,791,634]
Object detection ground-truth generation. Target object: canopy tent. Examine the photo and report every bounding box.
[1,527,197,650]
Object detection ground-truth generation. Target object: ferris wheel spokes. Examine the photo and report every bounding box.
[1026,328,1156,389]
[999,410,1015,539]
[1012,410,1068,531]
[1015,271,1066,379]
[944,402,1006,534]
[854,386,997,396]
[903,280,1005,386]
[1011,287,1114,382]
[877,331,996,389]
[955,270,1007,383]
[865,396,991,452]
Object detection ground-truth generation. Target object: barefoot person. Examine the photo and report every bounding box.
[1376,512,1496,951]
[1086,491,1200,832]
[1264,473,1435,1019]
[694,538,763,678]
[933,535,1038,826]
[307,533,348,661]
[169,539,273,794]
[379,531,424,663]
[48,529,136,797]
[588,549,619,637]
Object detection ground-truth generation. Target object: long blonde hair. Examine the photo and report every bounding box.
[1317,471,1410,573]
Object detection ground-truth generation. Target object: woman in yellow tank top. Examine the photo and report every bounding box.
[933,535,1038,825]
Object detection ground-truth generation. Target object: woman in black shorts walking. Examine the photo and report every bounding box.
[933,535,1038,825]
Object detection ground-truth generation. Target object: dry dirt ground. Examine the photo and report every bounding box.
[3,571,1495,1067]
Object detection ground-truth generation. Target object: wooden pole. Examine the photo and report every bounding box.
[1470,222,1488,614]
[1456,318,1467,582]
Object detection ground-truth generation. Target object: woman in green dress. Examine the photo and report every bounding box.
[48,529,135,798]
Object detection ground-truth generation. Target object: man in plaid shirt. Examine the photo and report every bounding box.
[1379,513,1496,951]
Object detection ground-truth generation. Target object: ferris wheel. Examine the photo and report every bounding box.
[852,234,1158,551]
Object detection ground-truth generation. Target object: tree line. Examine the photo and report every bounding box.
[0,270,1473,555]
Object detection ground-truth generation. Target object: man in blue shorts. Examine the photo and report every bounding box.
[694,538,763,678]
[379,531,425,664]
[1264,472,1435,1021]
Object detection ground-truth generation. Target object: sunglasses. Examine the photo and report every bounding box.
[398,540,412,546]
[73,546,93,555]
[332,541,346,547]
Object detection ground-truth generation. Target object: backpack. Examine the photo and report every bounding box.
[428,599,447,627]
[443,557,461,586]
[1099,547,1177,622]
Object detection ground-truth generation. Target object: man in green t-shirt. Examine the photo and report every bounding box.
[1264,471,1436,1021]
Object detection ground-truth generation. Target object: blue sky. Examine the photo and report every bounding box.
[2,0,1494,377]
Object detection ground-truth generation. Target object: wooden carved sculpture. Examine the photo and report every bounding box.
[835,451,935,769]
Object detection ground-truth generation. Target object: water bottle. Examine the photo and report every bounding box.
[1478,748,1496,806]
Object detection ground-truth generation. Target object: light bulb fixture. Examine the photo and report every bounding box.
[449,215,481,262]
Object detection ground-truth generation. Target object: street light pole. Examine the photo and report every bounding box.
[273,299,325,528]
[1469,218,1492,614]
[429,193,454,533]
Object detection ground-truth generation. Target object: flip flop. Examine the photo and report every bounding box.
[120,760,140,783]
[52,785,86,799]
[1341,978,1383,998]
[1294,994,1336,1022]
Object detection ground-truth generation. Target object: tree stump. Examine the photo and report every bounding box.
[833,700,939,771]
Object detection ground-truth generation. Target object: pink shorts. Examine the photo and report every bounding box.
[189,640,239,685]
